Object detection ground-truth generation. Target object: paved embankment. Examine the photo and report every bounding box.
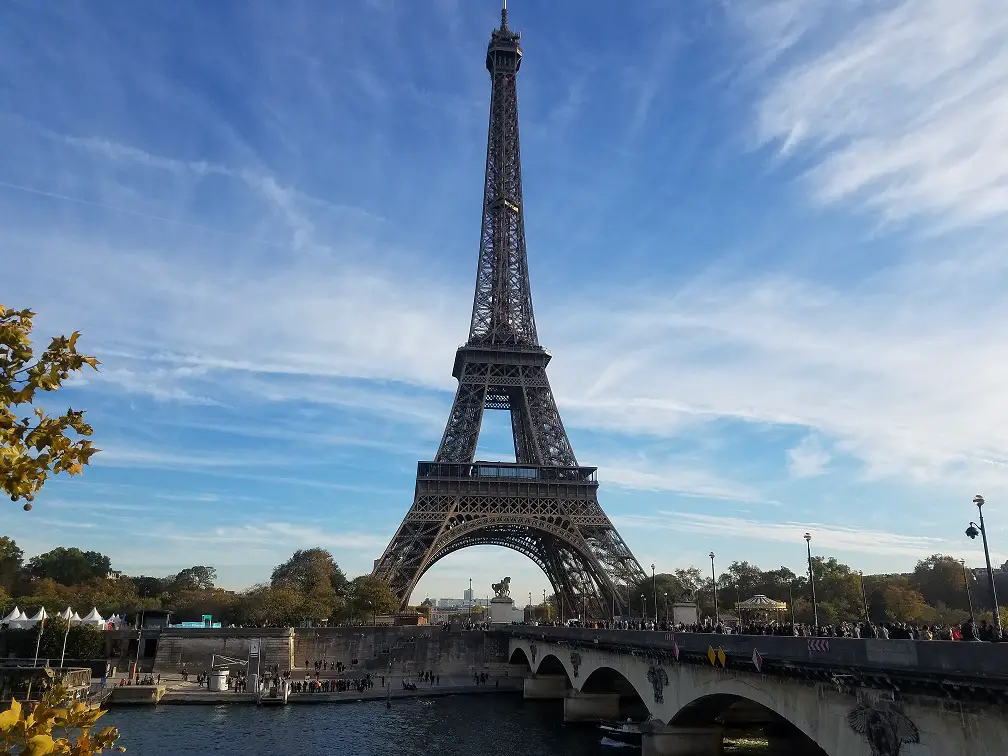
[107,672,522,706]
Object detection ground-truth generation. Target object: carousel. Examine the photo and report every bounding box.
[735,594,788,622]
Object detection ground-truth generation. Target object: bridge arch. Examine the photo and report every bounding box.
[536,653,573,687]
[508,647,531,668]
[669,681,829,754]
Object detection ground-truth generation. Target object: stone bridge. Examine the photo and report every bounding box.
[508,627,1008,756]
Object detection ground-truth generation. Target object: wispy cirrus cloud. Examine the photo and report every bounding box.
[617,511,946,559]
[737,0,1008,228]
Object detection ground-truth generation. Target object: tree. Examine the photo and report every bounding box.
[131,575,167,599]
[911,554,970,613]
[0,536,22,592]
[170,565,217,592]
[1,304,100,506]
[347,574,399,622]
[27,548,111,585]
[235,584,303,627]
[0,684,121,755]
[271,549,348,596]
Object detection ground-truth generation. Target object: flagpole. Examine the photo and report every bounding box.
[59,608,72,670]
[32,615,45,667]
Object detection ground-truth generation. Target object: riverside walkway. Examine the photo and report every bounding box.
[109,672,522,706]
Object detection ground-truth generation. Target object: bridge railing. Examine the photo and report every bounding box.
[509,626,1008,685]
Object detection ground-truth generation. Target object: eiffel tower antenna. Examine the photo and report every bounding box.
[373,6,645,615]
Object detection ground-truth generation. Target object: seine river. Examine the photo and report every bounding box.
[105,695,765,754]
[105,695,620,755]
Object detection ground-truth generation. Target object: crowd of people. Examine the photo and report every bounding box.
[292,674,373,695]
[537,616,1004,641]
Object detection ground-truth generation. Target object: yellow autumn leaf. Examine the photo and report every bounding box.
[25,733,55,756]
[0,698,21,731]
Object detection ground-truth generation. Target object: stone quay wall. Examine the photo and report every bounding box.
[150,627,511,677]
[292,627,511,676]
[152,628,293,673]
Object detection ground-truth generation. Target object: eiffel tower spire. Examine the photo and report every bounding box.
[469,0,536,348]
[373,8,646,614]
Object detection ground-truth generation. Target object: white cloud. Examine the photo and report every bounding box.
[600,461,765,502]
[741,0,1008,227]
[617,511,946,559]
[787,435,831,478]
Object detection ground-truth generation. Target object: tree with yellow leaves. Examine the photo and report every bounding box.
[0,305,100,508]
[0,684,123,754]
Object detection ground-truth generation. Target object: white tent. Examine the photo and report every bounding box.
[69,611,82,625]
[80,607,105,627]
[25,607,48,627]
[2,606,25,626]
[56,607,74,621]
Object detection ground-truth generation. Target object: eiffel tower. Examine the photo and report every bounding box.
[373,3,646,615]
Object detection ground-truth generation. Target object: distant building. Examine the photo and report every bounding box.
[107,570,123,580]
[437,598,465,609]
[463,588,474,602]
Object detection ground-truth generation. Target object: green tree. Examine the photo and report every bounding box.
[1,304,100,506]
[271,549,348,596]
[236,584,304,626]
[27,548,111,585]
[0,536,22,592]
[130,575,167,599]
[170,565,217,592]
[347,574,398,622]
[911,554,970,613]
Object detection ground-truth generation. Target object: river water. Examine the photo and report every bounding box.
[104,695,765,755]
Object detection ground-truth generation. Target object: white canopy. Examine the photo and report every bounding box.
[80,607,105,626]
[57,606,74,620]
[70,611,82,624]
[25,607,48,626]
[2,606,24,623]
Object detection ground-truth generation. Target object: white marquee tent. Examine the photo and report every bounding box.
[79,608,105,627]
[25,607,48,627]
[2,606,26,627]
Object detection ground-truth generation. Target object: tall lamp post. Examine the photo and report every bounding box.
[651,564,657,625]
[960,559,976,628]
[858,571,870,625]
[966,494,1001,639]
[664,592,669,626]
[710,552,719,624]
[804,533,819,632]
[641,595,646,626]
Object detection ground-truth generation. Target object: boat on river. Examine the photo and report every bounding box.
[598,719,642,747]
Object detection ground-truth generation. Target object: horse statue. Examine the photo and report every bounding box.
[491,577,511,598]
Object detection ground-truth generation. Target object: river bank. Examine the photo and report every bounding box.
[106,672,523,706]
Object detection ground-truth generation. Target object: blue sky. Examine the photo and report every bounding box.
[3,0,1008,603]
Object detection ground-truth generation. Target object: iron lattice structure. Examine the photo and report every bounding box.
[374,7,646,615]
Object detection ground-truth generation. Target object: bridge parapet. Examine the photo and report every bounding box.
[509,626,1008,695]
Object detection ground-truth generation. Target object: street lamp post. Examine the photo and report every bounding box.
[651,564,657,625]
[960,559,976,628]
[710,552,719,624]
[543,589,547,623]
[664,592,669,626]
[641,595,646,626]
[858,571,870,625]
[804,533,819,632]
[966,494,1001,639]
[788,583,796,626]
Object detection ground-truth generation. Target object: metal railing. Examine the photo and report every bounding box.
[417,461,597,483]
